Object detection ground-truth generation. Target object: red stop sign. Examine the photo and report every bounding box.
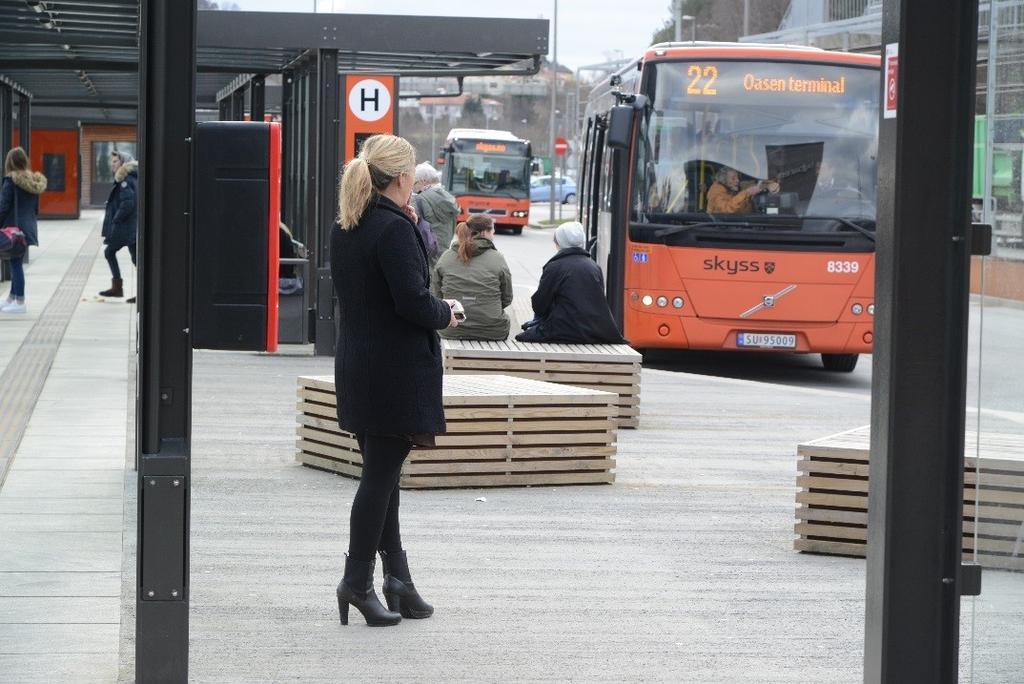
[554,136,569,156]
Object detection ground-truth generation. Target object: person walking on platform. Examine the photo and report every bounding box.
[413,162,459,264]
[0,147,46,314]
[331,134,460,627]
[99,150,138,303]
[432,214,513,341]
[516,221,626,345]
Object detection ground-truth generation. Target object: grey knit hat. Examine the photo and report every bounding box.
[554,221,585,249]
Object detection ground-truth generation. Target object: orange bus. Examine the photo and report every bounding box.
[440,128,532,235]
[579,43,879,372]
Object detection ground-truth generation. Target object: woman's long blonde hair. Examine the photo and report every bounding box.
[456,214,495,264]
[337,134,415,230]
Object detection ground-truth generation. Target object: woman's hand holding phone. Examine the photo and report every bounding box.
[444,299,465,328]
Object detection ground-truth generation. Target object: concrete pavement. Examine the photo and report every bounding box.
[0,215,1022,681]
[0,210,136,683]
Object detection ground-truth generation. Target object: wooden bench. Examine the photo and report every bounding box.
[442,339,641,429]
[296,374,618,489]
[795,425,1024,571]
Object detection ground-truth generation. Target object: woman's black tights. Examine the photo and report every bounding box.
[348,433,411,562]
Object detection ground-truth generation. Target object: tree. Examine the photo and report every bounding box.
[461,95,487,129]
[650,0,789,44]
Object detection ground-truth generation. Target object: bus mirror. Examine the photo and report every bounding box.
[607,105,634,149]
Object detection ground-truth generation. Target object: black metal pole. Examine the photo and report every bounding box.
[864,1,980,681]
[136,0,195,681]
[17,95,30,157]
[250,75,265,122]
[313,49,339,356]
[281,70,292,229]
[231,87,245,121]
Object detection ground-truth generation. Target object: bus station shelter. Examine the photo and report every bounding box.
[0,3,549,680]
[0,0,999,682]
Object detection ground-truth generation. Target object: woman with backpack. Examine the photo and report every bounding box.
[432,214,514,341]
[0,147,46,314]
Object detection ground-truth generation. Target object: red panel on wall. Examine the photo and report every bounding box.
[30,129,80,219]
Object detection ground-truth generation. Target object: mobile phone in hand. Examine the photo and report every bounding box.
[451,300,466,321]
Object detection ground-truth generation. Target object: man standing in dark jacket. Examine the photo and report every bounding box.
[516,221,626,344]
[99,150,138,302]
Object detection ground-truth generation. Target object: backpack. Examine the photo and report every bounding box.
[414,194,439,260]
[0,184,26,259]
[0,226,27,259]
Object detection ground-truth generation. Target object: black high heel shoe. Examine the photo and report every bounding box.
[380,549,434,619]
[337,554,401,626]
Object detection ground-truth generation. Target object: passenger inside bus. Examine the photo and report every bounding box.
[707,166,779,214]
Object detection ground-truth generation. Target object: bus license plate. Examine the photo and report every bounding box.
[737,332,797,349]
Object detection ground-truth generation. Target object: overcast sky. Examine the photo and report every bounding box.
[230,0,672,71]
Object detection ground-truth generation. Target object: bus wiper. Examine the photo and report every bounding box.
[804,216,876,242]
[654,220,765,238]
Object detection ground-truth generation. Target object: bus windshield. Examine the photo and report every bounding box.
[632,60,878,229]
[447,141,531,199]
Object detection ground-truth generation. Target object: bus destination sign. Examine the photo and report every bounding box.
[476,142,508,153]
[685,63,849,97]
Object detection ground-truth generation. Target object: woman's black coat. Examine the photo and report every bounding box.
[331,194,452,436]
[0,174,44,246]
[516,247,626,345]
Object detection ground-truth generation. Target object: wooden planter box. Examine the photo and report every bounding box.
[296,374,618,489]
[795,425,1024,571]
[442,339,641,429]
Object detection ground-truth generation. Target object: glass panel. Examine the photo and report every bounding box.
[447,152,530,198]
[965,1,1024,680]
[632,61,878,224]
[41,154,65,192]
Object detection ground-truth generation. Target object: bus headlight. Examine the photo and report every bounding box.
[672,297,684,309]
[641,295,653,306]
[511,210,528,218]
[867,303,875,316]
[851,303,864,315]
[656,296,668,307]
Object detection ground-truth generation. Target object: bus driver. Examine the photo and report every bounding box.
[707,166,779,214]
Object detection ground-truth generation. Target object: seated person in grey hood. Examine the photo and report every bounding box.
[432,214,513,341]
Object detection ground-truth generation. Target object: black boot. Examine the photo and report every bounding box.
[99,278,123,297]
[380,549,434,619]
[336,554,401,627]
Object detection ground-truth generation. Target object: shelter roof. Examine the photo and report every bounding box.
[0,2,548,123]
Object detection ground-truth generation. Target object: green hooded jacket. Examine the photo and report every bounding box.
[432,237,513,341]
[417,184,460,255]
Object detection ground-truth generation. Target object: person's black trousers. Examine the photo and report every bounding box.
[348,433,411,562]
[104,241,137,280]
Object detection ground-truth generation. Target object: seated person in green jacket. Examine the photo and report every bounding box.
[432,214,514,341]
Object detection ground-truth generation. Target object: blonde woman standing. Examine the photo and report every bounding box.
[331,134,460,627]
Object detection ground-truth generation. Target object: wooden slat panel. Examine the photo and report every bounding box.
[400,471,615,489]
[402,458,616,476]
[296,373,618,488]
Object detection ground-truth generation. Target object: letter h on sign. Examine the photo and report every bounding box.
[360,88,380,112]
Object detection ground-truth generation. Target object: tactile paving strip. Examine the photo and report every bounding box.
[0,227,102,487]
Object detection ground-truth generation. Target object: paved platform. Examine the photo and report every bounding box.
[0,215,1021,682]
